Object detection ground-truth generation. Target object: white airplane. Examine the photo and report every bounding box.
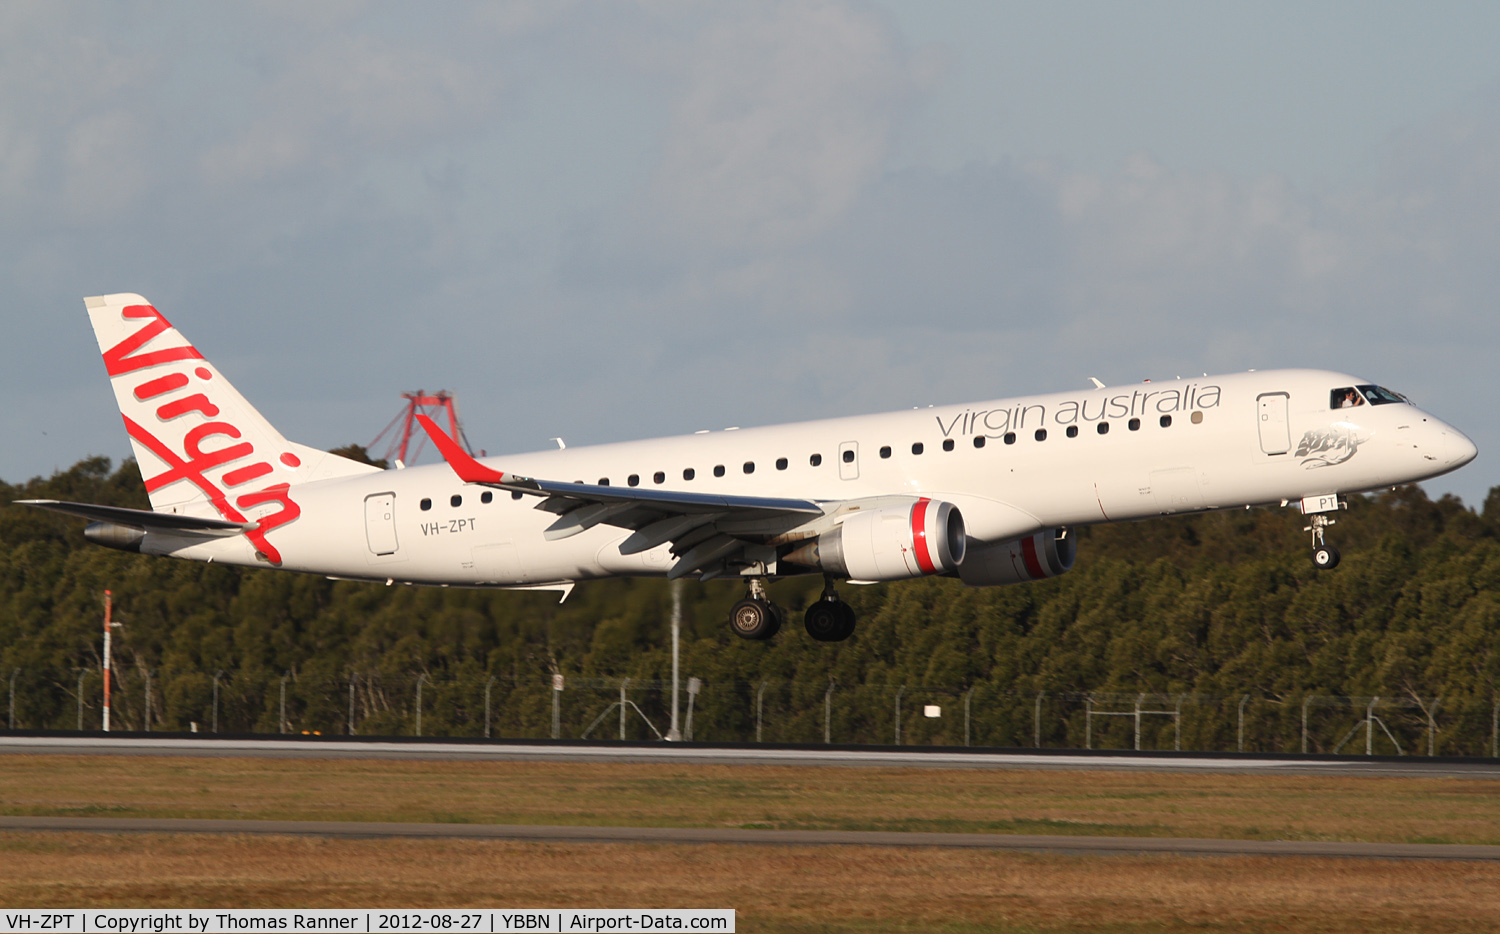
[23,293,1478,642]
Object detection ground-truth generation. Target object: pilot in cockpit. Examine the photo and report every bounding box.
[1335,388,1364,409]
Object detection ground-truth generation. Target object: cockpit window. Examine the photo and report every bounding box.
[1330,387,1365,409]
[1356,384,1409,406]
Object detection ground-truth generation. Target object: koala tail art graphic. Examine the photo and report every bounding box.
[1295,427,1364,469]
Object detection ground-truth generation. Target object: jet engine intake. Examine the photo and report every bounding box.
[957,527,1075,587]
[783,498,965,581]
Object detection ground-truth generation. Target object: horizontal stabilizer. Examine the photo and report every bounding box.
[17,499,255,536]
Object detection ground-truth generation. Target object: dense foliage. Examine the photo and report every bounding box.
[3,456,1499,754]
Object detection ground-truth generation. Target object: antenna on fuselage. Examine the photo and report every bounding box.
[1088,377,1106,389]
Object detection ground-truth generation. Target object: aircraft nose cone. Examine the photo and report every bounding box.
[1444,429,1478,468]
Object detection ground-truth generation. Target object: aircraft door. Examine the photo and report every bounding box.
[364,493,399,555]
[838,441,859,480]
[1256,392,1291,455]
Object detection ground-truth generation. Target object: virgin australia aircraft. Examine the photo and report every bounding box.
[22,293,1478,642]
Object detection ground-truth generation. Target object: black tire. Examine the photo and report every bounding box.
[766,602,785,638]
[1312,545,1341,570]
[804,600,844,641]
[834,601,857,640]
[729,598,777,640]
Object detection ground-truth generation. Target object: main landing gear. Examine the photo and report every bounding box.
[1306,511,1341,570]
[726,576,858,642]
[728,577,784,641]
[803,577,856,643]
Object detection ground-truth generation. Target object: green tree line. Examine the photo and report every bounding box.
[3,455,1499,754]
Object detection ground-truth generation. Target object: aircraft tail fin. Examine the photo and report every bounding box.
[83,293,377,537]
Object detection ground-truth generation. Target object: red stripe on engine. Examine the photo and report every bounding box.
[911,498,936,574]
[1020,535,1047,579]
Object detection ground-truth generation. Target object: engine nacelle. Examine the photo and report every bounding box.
[957,527,1075,587]
[84,521,145,553]
[784,498,965,581]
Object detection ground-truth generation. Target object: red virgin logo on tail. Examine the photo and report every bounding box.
[106,304,300,564]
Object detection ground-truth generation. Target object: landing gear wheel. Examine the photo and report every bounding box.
[729,598,778,640]
[804,600,847,642]
[1312,545,1341,570]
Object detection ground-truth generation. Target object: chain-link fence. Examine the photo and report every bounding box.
[5,666,1498,756]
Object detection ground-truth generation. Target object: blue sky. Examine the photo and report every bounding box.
[3,1,1498,510]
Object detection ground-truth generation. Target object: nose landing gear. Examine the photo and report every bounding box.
[1306,511,1341,570]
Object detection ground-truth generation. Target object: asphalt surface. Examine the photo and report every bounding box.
[2,815,1496,862]
[3,732,1500,778]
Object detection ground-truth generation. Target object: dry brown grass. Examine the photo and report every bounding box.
[1,755,1497,845]
[2,831,1498,933]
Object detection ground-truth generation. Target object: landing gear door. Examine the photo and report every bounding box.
[838,441,859,480]
[364,493,398,555]
[1256,392,1291,455]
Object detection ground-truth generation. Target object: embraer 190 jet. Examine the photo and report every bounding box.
[22,294,1478,641]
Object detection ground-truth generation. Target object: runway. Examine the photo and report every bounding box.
[3,732,1499,778]
[2,814,1497,862]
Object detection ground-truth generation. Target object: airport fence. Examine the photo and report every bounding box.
[6,666,1500,756]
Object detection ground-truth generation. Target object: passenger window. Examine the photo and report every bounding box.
[743,461,755,474]
[879,446,892,458]
[420,498,432,511]
[653,471,665,484]
[714,465,725,477]
[912,442,923,455]
[683,468,695,481]
[973,436,986,448]
[842,450,855,463]
[776,457,788,470]
[1097,422,1109,435]
[1003,432,1016,445]
[481,491,493,504]
[1034,429,1047,441]
[1191,411,1203,424]
[810,453,823,466]
[512,491,523,500]
[1066,426,1078,438]
[1330,387,1365,409]
[942,439,954,451]
[599,478,610,486]
[450,494,462,507]
[1159,415,1172,428]
[628,474,640,487]
[1128,418,1140,431]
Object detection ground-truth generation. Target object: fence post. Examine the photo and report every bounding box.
[1366,696,1378,755]
[415,673,428,737]
[143,669,152,733]
[963,687,973,747]
[1493,697,1499,759]
[823,681,835,745]
[1301,696,1311,754]
[7,668,18,730]
[279,672,289,734]
[552,674,564,740]
[618,678,629,741]
[1174,694,1184,751]
[1427,698,1439,757]
[685,677,701,742]
[77,670,86,730]
[1034,692,1043,748]
[1237,695,1249,753]
[755,682,768,743]
[484,677,497,739]
[1134,693,1144,751]
[212,670,224,733]
[348,674,357,736]
[895,685,906,746]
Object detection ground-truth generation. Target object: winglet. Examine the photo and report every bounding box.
[415,414,506,483]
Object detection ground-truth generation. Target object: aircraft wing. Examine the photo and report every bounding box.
[416,415,825,580]
[16,499,256,536]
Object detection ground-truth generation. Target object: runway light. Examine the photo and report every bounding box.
[924,705,941,718]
